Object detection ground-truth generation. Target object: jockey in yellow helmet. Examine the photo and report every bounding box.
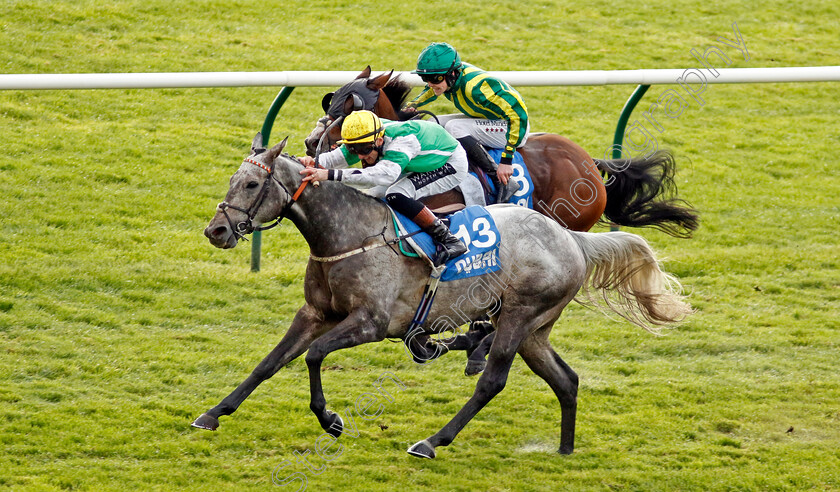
[299,110,470,266]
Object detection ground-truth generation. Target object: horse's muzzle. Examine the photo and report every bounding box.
[303,137,318,157]
[204,215,239,249]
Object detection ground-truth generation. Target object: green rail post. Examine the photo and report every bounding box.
[609,84,650,231]
[251,86,296,272]
[612,84,650,160]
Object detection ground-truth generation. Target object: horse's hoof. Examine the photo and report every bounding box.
[558,444,574,455]
[465,359,486,376]
[407,439,436,459]
[191,413,219,431]
[325,411,343,438]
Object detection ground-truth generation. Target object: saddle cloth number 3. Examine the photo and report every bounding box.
[510,163,531,207]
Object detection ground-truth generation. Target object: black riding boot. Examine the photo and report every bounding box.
[457,136,520,204]
[415,207,468,266]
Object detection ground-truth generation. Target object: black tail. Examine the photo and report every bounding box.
[594,150,699,238]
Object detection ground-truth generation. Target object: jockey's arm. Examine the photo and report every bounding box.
[316,146,356,170]
[301,149,402,187]
[406,87,438,110]
[497,111,527,165]
[332,159,402,187]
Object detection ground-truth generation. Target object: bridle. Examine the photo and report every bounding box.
[312,89,367,157]
[314,115,345,157]
[216,152,300,241]
[217,146,426,264]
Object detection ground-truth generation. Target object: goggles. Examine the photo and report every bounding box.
[347,142,376,155]
[419,73,447,84]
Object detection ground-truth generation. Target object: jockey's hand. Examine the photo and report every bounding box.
[397,106,417,120]
[497,163,514,185]
[300,167,328,183]
[298,156,316,168]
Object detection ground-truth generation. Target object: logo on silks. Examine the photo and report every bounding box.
[393,206,502,281]
[487,149,533,208]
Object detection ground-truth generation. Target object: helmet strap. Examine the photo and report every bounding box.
[444,68,460,92]
[373,138,385,159]
[360,138,385,168]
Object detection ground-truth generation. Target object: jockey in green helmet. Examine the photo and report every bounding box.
[405,42,529,204]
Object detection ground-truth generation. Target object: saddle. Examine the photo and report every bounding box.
[420,189,466,215]
[419,161,489,215]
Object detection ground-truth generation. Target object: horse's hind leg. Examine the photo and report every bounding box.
[517,328,579,454]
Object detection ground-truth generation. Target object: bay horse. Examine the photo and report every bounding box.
[303,66,700,237]
[194,133,692,458]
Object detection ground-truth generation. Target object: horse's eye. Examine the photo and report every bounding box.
[246,181,259,189]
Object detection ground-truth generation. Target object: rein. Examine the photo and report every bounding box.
[408,109,440,125]
[314,115,344,158]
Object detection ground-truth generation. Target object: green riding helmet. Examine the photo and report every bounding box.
[413,42,462,75]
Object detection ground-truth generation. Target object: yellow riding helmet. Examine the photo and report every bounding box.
[339,110,384,144]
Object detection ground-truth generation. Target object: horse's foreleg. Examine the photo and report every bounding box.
[408,319,527,459]
[405,332,450,363]
[465,332,495,376]
[192,304,333,431]
[407,319,494,368]
[304,309,387,437]
[517,329,579,454]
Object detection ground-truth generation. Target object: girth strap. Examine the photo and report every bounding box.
[309,228,423,263]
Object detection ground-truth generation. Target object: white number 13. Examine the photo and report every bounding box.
[453,217,497,249]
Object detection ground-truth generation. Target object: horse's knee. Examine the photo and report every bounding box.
[556,378,578,407]
[559,393,577,409]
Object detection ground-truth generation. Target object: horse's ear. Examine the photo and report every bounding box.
[321,92,334,113]
[265,137,288,162]
[357,66,372,79]
[251,132,264,152]
[367,70,393,91]
[342,95,357,116]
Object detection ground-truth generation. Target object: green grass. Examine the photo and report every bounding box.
[1,0,839,490]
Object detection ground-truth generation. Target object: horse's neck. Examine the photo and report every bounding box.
[276,162,389,257]
[374,92,399,120]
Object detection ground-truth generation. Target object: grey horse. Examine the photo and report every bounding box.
[194,134,692,458]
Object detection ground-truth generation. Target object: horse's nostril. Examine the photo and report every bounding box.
[206,226,228,239]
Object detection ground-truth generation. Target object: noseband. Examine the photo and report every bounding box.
[216,154,298,241]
